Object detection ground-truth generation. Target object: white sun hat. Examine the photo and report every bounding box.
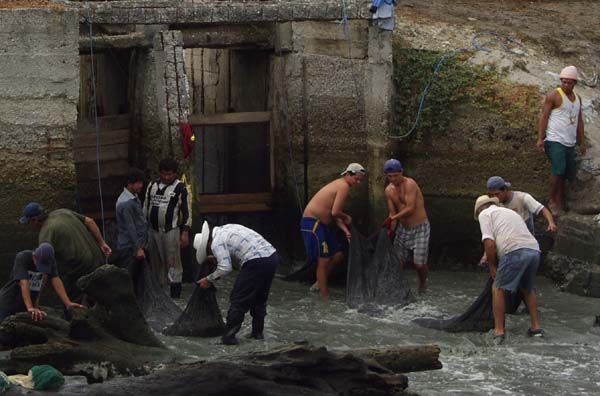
[193,221,210,265]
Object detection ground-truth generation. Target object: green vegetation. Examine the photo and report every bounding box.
[392,40,540,140]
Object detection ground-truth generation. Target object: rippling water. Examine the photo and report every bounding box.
[161,271,600,396]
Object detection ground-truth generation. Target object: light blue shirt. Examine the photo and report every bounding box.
[206,224,276,282]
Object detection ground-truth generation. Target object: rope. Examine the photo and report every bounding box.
[85,6,107,242]
[277,50,304,216]
[388,48,469,140]
[387,31,527,140]
[471,31,527,56]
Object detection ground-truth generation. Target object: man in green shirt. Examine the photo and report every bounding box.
[20,202,112,300]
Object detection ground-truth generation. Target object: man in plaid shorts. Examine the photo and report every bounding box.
[382,159,430,292]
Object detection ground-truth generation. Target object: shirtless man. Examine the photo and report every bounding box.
[382,159,430,292]
[301,163,366,298]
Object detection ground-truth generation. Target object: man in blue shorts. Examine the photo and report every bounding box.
[301,163,366,299]
[474,195,544,343]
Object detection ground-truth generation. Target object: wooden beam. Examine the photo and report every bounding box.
[198,192,272,213]
[73,144,129,163]
[78,114,130,133]
[73,129,130,149]
[189,112,271,127]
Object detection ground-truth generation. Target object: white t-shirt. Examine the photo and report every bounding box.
[478,205,539,258]
[502,191,543,222]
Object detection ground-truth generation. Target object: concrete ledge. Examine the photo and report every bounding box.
[62,0,369,25]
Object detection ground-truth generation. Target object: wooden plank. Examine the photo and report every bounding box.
[198,192,272,214]
[73,143,129,163]
[77,177,124,199]
[75,160,129,181]
[73,129,130,149]
[189,111,271,127]
[78,114,130,133]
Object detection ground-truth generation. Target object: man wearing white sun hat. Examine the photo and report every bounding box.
[194,221,280,345]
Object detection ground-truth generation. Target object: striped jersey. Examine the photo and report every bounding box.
[206,224,276,282]
[143,178,191,233]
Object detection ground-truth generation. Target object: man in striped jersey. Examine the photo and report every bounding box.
[195,222,280,345]
[143,158,191,299]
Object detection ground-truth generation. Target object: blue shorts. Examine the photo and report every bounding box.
[300,217,340,264]
[494,248,540,292]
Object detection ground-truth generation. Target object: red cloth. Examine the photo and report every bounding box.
[181,123,195,159]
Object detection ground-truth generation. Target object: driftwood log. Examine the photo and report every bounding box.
[44,343,442,396]
[0,265,173,381]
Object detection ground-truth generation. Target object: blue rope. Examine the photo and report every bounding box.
[388,31,527,140]
[85,7,107,243]
[388,48,469,140]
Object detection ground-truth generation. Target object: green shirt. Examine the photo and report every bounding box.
[38,209,103,296]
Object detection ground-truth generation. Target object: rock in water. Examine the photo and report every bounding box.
[134,261,182,332]
[346,228,414,312]
[77,265,163,347]
[163,262,225,337]
[565,271,600,298]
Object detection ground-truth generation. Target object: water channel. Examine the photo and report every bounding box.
[161,270,600,396]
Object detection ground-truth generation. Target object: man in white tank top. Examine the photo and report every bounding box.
[536,66,586,215]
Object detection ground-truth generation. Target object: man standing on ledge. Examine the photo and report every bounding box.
[382,159,430,292]
[301,163,366,299]
[143,158,191,299]
[537,65,586,215]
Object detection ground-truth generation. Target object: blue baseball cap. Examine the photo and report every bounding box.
[383,159,403,173]
[33,242,55,274]
[20,202,44,224]
[486,176,511,190]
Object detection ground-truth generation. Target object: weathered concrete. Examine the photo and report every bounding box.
[0,8,79,268]
[65,0,370,25]
[153,30,191,165]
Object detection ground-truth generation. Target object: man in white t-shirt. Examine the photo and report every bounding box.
[474,196,544,343]
[486,176,557,234]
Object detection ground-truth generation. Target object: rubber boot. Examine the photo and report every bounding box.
[247,316,265,340]
[170,283,182,299]
[221,323,242,345]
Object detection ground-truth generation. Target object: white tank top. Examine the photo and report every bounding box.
[545,88,581,147]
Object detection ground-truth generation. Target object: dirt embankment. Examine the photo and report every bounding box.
[395,0,600,213]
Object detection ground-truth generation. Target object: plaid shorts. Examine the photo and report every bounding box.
[393,220,430,266]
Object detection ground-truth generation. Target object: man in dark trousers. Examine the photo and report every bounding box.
[0,243,83,323]
[194,221,279,345]
[115,168,148,289]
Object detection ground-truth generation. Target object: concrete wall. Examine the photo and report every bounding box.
[0,8,79,271]
[272,20,393,258]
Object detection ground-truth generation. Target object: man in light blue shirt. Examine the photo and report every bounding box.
[115,169,148,288]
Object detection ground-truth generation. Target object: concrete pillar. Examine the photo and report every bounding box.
[153,30,191,165]
[365,27,394,227]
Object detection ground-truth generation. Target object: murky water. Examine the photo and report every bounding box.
[161,271,600,396]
